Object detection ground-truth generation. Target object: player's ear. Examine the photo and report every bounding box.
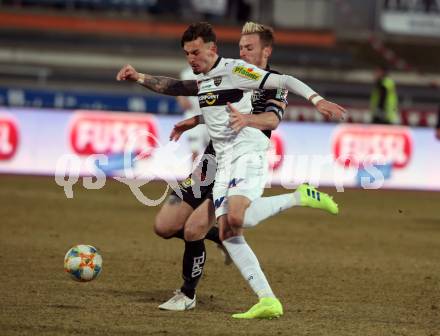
[207,42,217,54]
[263,46,272,59]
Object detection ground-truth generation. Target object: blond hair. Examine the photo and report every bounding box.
[241,21,274,47]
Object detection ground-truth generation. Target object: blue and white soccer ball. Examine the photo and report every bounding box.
[64,245,103,282]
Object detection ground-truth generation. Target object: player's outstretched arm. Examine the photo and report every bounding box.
[116,64,198,96]
[262,74,346,120]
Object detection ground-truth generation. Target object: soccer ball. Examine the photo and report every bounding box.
[64,244,103,282]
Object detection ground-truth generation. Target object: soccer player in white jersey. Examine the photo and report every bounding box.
[177,67,210,163]
[117,22,345,319]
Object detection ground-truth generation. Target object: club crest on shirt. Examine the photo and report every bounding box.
[232,66,262,81]
[213,76,222,86]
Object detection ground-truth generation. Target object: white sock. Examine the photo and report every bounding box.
[243,192,301,228]
[223,235,275,299]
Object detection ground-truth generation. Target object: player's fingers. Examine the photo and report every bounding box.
[338,105,347,113]
[319,108,330,118]
[227,102,239,114]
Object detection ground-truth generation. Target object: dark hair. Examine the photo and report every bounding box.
[181,22,217,47]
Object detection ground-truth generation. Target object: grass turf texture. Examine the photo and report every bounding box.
[0,175,439,335]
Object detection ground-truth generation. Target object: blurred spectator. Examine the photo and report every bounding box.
[370,66,399,124]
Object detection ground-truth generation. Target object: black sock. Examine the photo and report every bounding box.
[181,239,206,299]
[169,228,184,240]
[204,226,221,245]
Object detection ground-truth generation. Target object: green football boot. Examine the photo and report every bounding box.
[232,297,283,319]
[296,183,339,215]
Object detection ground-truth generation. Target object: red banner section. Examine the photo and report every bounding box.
[0,116,19,161]
[69,112,159,158]
[332,125,412,169]
[268,132,285,171]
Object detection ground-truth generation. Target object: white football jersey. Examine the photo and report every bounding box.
[195,57,272,160]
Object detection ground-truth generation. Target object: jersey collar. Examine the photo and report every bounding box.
[207,56,222,73]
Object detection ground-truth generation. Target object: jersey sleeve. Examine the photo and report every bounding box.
[227,60,272,90]
[263,72,316,101]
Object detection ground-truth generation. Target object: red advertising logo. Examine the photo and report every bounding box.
[70,112,159,157]
[0,117,19,160]
[268,131,284,170]
[332,126,412,169]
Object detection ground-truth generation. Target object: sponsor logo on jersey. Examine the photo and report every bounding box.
[198,92,219,106]
[251,89,263,104]
[0,116,19,161]
[198,89,243,108]
[332,125,412,169]
[213,76,222,86]
[69,112,158,157]
[232,66,262,81]
[276,88,288,102]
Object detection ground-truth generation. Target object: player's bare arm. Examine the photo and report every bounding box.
[169,116,202,141]
[227,102,283,133]
[116,64,198,96]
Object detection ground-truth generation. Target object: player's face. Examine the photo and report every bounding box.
[239,34,271,69]
[183,37,216,74]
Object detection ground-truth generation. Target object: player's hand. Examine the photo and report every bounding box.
[316,99,347,121]
[116,64,139,82]
[169,116,200,141]
[228,102,249,133]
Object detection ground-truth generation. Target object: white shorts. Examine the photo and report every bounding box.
[186,124,209,154]
[213,151,268,218]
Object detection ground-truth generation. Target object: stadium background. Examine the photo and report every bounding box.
[0,1,439,335]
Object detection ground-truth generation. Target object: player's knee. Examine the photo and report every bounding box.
[220,225,235,241]
[153,216,174,239]
[183,224,204,241]
[227,212,243,229]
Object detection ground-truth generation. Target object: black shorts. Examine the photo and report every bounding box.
[170,141,216,209]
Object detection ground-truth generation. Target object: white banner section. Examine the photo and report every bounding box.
[1,108,440,191]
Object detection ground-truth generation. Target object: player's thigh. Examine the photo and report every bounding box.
[154,194,193,238]
[227,152,268,226]
[184,199,215,241]
[227,195,251,228]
